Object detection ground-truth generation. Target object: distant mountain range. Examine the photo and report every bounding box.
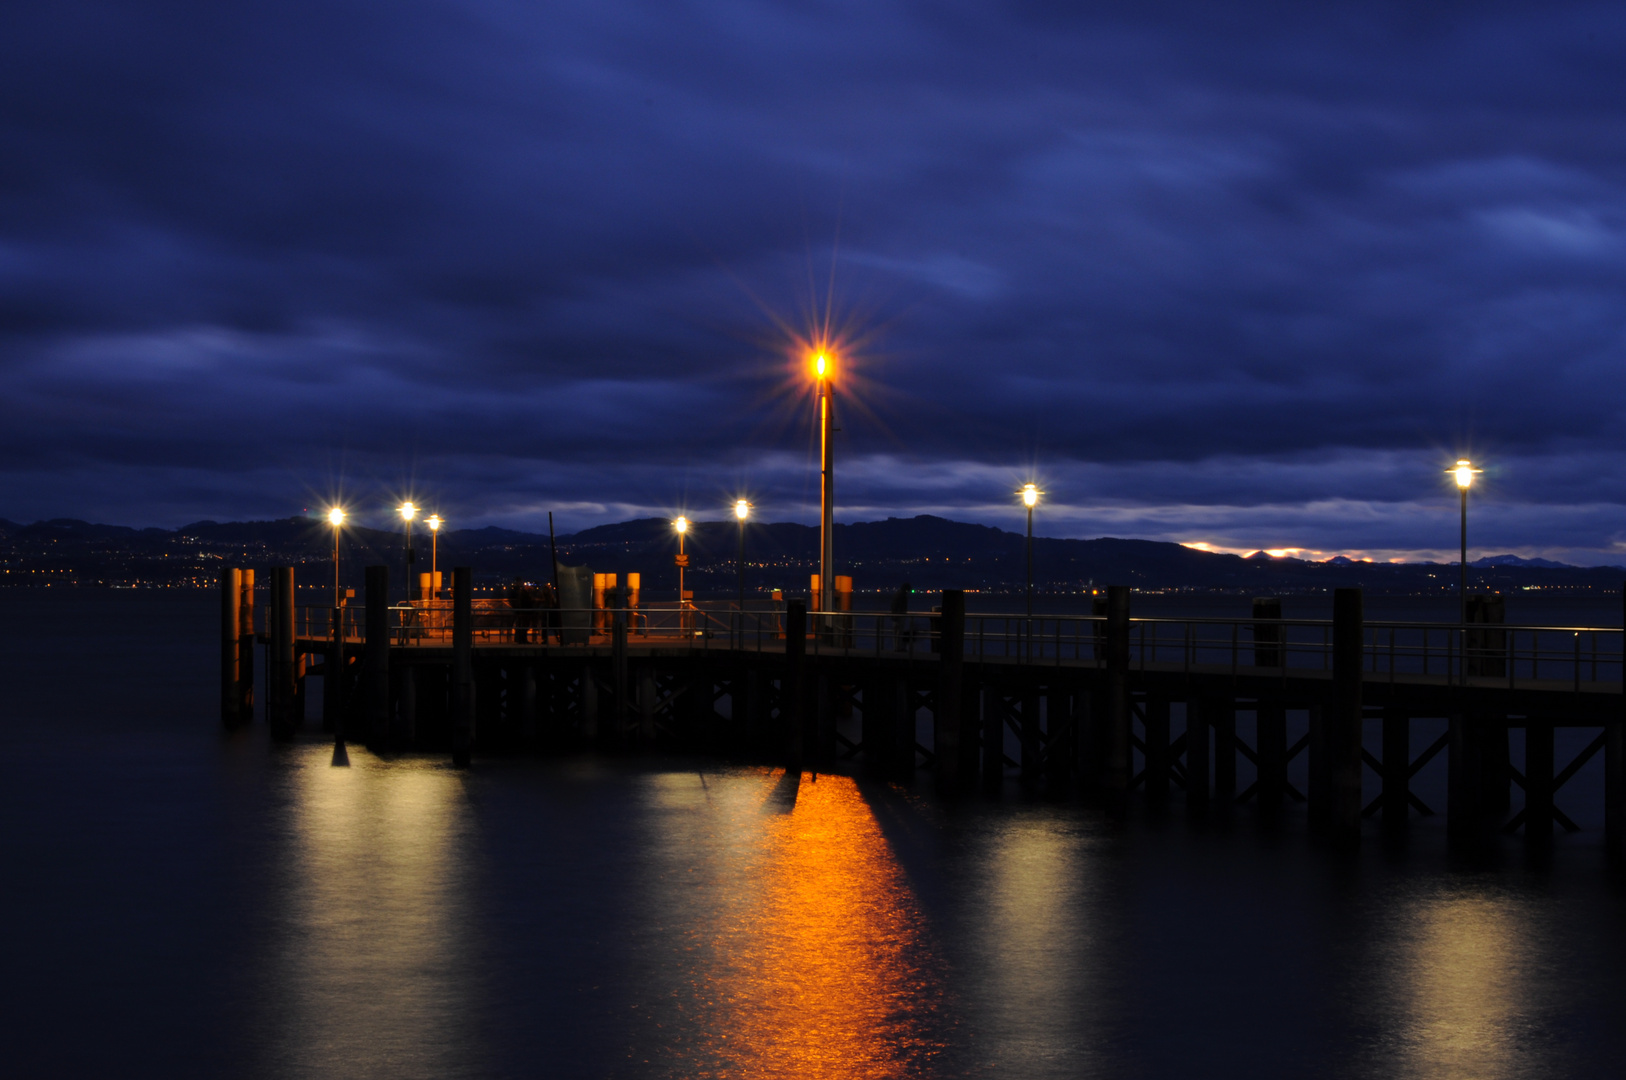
[0,513,1620,595]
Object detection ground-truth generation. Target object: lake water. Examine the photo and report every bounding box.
[5,590,1626,1078]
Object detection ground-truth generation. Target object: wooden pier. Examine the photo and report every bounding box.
[219,567,1626,855]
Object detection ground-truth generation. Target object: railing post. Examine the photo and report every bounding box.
[452,566,473,767]
[1104,585,1131,815]
[364,565,390,752]
[220,568,240,727]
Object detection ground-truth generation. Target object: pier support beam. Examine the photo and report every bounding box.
[220,568,240,727]
[981,684,1003,794]
[934,590,967,797]
[1318,587,1363,846]
[364,566,390,752]
[270,566,296,742]
[784,601,806,771]
[1525,717,1554,847]
[1104,586,1131,816]
[1144,697,1169,808]
[1210,699,1236,809]
[452,566,473,767]
[1187,697,1211,815]
[1381,705,1408,832]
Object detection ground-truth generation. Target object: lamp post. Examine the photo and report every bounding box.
[327,507,345,607]
[1021,484,1041,618]
[399,502,417,603]
[1451,459,1480,625]
[674,515,689,608]
[735,500,750,643]
[815,352,834,614]
[426,514,441,595]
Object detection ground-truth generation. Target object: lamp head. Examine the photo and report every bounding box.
[674,516,689,535]
[327,507,345,527]
[1451,460,1478,490]
[1021,483,1040,508]
[400,501,417,521]
[734,500,750,521]
[427,514,441,532]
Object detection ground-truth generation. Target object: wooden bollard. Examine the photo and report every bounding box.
[270,566,296,741]
[452,566,473,767]
[364,565,390,752]
[238,569,255,723]
[1186,697,1210,814]
[220,567,240,726]
[784,600,806,770]
[1322,587,1363,846]
[1103,585,1131,815]
[933,590,966,797]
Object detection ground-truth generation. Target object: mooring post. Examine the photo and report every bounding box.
[238,569,256,723]
[1144,697,1170,808]
[1322,587,1363,846]
[364,565,390,752]
[1381,704,1408,833]
[935,590,966,797]
[220,568,240,727]
[452,566,473,767]
[1525,716,1554,847]
[271,566,296,742]
[784,600,806,771]
[1187,697,1210,815]
[1104,586,1131,815]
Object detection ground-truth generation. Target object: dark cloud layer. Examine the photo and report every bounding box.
[3,1,1626,562]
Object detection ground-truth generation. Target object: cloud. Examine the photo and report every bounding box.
[2,2,1625,562]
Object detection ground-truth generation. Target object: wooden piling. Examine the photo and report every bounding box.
[270,566,296,742]
[220,568,240,726]
[1144,697,1170,807]
[364,565,390,752]
[934,590,966,797]
[982,684,1003,794]
[452,566,473,767]
[1525,717,1554,846]
[237,569,255,723]
[1323,587,1363,846]
[784,600,806,771]
[1210,699,1236,808]
[1187,697,1210,815]
[1103,586,1131,815]
[1381,704,1408,832]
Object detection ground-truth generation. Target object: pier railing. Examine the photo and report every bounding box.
[288,602,1625,690]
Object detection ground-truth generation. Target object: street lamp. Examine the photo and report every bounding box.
[399,502,417,603]
[813,351,835,614]
[1450,459,1480,625]
[1020,484,1041,618]
[426,514,442,596]
[734,500,750,642]
[674,516,689,611]
[327,507,345,607]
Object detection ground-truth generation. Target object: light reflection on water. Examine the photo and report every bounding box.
[256,749,485,1079]
[632,768,954,1078]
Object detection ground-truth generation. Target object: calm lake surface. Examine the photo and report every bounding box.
[5,589,1626,1079]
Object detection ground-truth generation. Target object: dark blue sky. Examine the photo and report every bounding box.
[4,2,1625,563]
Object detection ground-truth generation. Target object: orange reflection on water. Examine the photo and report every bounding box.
[697,771,951,1079]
